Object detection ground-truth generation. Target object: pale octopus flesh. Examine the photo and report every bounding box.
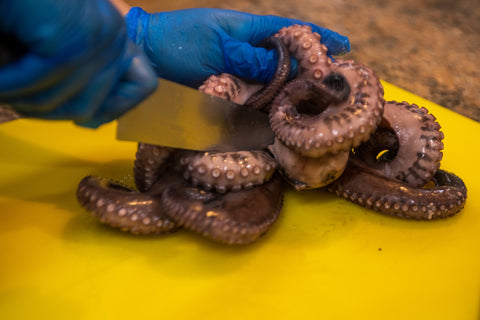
[76,25,467,244]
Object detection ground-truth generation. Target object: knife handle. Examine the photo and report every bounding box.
[0,33,27,67]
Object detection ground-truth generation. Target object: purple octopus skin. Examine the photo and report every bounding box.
[243,36,291,110]
[0,104,21,124]
[328,156,467,219]
[77,174,179,235]
[134,143,173,192]
[134,142,278,195]
[274,25,332,83]
[161,174,284,245]
[77,161,285,242]
[355,101,444,187]
[269,136,349,190]
[270,25,385,160]
[179,150,278,193]
[269,61,385,158]
[199,73,264,106]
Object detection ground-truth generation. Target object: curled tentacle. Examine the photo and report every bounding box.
[161,174,284,245]
[328,156,467,219]
[179,150,277,193]
[244,35,291,111]
[269,138,348,190]
[355,101,444,187]
[274,24,332,82]
[134,143,174,192]
[269,61,385,158]
[77,175,179,235]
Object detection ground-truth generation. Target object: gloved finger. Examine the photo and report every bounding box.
[0,54,69,100]
[312,27,351,56]
[245,14,351,55]
[0,30,126,111]
[0,54,99,114]
[222,36,299,83]
[78,50,158,128]
[5,50,124,122]
[0,36,155,126]
[222,38,276,83]
[31,65,115,121]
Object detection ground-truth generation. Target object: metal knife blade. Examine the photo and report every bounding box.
[116,79,275,151]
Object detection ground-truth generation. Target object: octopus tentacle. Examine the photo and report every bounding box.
[180,150,277,193]
[77,175,179,235]
[269,60,385,158]
[274,25,332,82]
[161,174,284,245]
[134,143,174,192]
[0,104,21,124]
[244,36,291,111]
[198,73,263,105]
[269,138,348,190]
[328,156,467,219]
[355,101,444,187]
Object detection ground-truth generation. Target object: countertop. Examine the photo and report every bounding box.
[127,0,480,121]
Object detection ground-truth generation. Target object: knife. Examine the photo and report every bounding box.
[116,79,275,151]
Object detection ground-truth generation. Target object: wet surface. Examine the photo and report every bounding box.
[127,0,480,121]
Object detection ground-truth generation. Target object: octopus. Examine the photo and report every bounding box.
[76,25,467,245]
[0,104,21,124]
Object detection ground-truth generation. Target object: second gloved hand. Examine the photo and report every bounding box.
[0,0,157,128]
[126,7,351,88]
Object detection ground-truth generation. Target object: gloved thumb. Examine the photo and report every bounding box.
[222,38,299,83]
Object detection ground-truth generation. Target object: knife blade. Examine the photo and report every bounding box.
[116,79,275,151]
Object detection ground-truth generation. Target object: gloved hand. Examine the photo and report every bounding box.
[126,7,351,88]
[0,0,157,128]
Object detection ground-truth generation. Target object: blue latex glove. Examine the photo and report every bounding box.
[126,7,351,88]
[0,0,157,128]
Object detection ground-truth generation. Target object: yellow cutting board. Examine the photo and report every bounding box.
[0,82,479,320]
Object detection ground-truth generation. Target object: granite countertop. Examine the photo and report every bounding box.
[129,0,480,122]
